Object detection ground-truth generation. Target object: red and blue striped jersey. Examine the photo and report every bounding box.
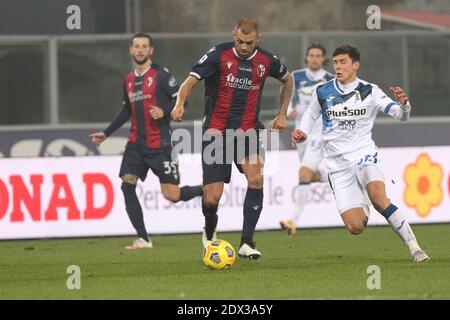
[122,63,179,149]
[190,42,288,132]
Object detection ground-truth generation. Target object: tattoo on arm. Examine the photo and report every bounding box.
[278,74,293,116]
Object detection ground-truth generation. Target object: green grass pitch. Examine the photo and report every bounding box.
[1,224,449,299]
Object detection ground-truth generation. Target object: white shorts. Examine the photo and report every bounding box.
[327,152,385,214]
[296,128,323,171]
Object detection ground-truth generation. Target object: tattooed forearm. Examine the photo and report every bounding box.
[278,73,293,116]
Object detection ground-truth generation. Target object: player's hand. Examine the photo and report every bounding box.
[291,129,307,144]
[270,114,287,131]
[171,104,185,122]
[89,132,106,147]
[149,106,164,120]
[389,86,409,106]
[287,110,297,120]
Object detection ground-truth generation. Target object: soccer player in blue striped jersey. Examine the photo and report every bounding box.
[280,44,333,236]
[292,45,429,262]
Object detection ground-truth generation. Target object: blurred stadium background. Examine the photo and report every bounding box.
[0,0,450,299]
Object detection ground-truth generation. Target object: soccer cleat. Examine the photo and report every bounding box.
[124,237,153,250]
[412,250,430,263]
[202,229,217,248]
[279,220,297,236]
[238,242,262,259]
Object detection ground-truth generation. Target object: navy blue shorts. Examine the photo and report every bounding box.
[201,132,265,185]
[119,142,180,184]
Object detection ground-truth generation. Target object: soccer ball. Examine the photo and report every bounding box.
[203,239,237,270]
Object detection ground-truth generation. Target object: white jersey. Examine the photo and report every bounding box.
[288,68,334,131]
[299,77,411,173]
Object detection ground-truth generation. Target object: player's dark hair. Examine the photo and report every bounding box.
[304,43,329,65]
[306,43,326,56]
[332,45,360,62]
[131,32,153,47]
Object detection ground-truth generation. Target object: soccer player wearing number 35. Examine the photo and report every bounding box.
[90,33,203,249]
[292,45,429,262]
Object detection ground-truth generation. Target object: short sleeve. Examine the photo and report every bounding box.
[190,47,219,80]
[269,54,288,80]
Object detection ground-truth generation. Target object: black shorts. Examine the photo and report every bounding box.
[202,131,265,185]
[119,142,180,184]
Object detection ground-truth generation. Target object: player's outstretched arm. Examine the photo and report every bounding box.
[389,86,411,121]
[375,86,411,121]
[298,90,322,136]
[171,75,199,122]
[270,72,293,131]
[90,100,131,146]
[89,132,107,147]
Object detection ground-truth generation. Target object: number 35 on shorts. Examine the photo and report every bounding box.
[163,161,179,178]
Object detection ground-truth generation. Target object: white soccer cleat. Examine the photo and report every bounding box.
[202,229,217,248]
[412,250,430,263]
[238,243,262,260]
[124,237,153,250]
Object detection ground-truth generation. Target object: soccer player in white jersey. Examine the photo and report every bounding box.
[280,44,333,236]
[291,45,429,262]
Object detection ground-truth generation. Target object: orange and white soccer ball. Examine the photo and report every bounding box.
[203,239,237,270]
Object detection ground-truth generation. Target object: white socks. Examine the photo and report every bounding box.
[292,183,311,224]
[382,204,421,255]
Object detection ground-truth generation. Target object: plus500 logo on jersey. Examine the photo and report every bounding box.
[225,74,260,91]
[326,106,367,118]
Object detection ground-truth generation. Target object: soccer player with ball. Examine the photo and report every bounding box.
[291,45,429,263]
[172,18,293,259]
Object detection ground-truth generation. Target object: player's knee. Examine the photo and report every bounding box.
[203,190,221,207]
[121,174,138,185]
[299,167,314,182]
[346,223,365,235]
[247,174,264,189]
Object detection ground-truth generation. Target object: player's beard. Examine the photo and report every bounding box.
[133,55,150,65]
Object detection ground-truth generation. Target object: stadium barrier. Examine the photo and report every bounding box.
[0,146,448,239]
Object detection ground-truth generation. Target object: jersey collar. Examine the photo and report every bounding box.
[334,77,360,94]
[232,47,258,60]
[134,64,151,77]
[306,68,327,81]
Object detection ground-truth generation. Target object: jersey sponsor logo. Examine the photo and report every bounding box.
[325,106,367,118]
[338,119,357,130]
[227,61,233,69]
[128,90,152,102]
[225,73,260,91]
[239,66,252,72]
[146,77,153,87]
[257,64,265,77]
